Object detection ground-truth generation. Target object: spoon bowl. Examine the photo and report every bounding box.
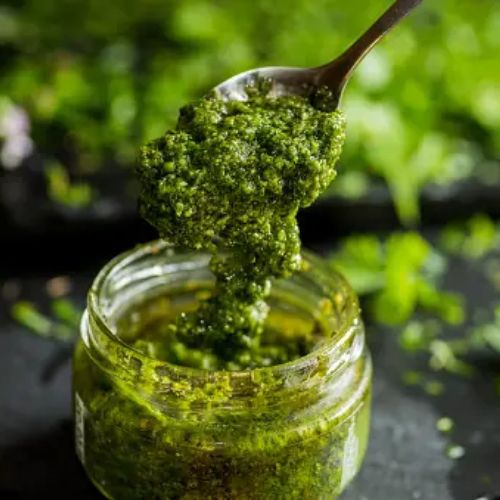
[215,0,423,106]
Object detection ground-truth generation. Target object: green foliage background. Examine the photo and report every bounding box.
[1,0,499,221]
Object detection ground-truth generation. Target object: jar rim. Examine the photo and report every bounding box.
[86,240,362,384]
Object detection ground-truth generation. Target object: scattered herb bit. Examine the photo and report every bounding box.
[436,417,454,433]
[472,323,500,354]
[462,306,500,356]
[45,162,94,208]
[440,214,499,260]
[399,320,440,352]
[11,301,74,340]
[402,370,424,386]
[417,282,465,326]
[11,301,52,336]
[424,380,445,397]
[446,444,465,460]
[403,374,446,396]
[429,340,474,377]
[51,298,82,328]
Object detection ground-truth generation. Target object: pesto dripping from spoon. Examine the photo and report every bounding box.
[215,0,423,105]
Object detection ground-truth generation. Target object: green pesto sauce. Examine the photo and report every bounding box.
[137,83,346,369]
[74,286,371,500]
[125,286,321,371]
[74,86,371,500]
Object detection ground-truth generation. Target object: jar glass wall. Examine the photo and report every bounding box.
[73,241,372,499]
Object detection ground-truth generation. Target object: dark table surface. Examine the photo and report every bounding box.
[1,240,500,500]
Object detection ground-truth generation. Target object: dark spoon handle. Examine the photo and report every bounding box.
[319,0,423,101]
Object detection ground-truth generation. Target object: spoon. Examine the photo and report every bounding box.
[215,0,422,106]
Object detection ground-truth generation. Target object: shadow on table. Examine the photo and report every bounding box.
[422,358,500,500]
[445,365,500,500]
[363,319,500,500]
[0,420,102,500]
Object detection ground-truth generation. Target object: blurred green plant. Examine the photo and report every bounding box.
[330,231,464,324]
[329,215,500,380]
[11,300,79,341]
[45,162,93,207]
[0,0,499,219]
[440,213,500,259]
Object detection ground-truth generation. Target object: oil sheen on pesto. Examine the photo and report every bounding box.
[137,84,346,369]
[74,277,372,500]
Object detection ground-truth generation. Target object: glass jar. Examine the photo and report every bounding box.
[74,240,372,500]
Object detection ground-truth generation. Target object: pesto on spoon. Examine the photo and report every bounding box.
[137,83,345,369]
[135,0,423,370]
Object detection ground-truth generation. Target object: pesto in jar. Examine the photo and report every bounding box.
[74,85,371,500]
[74,248,372,500]
[136,83,346,369]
